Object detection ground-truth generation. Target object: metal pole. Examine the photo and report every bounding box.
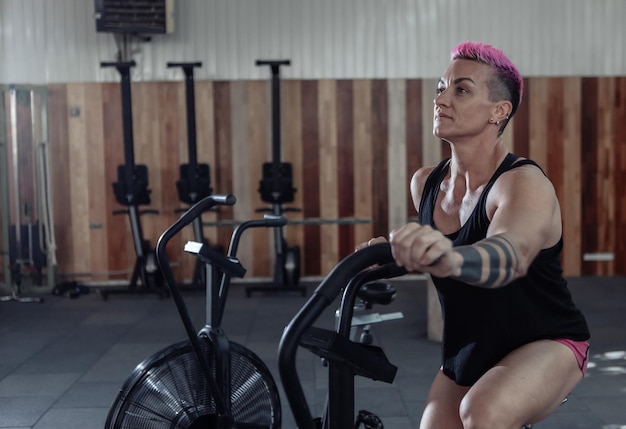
[34,88,57,289]
[9,88,21,261]
[0,91,12,290]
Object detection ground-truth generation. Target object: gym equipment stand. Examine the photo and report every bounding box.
[247,60,305,297]
[167,61,215,290]
[0,88,44,303]
[99,61,165,299]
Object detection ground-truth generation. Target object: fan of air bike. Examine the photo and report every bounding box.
[105,339,281,428]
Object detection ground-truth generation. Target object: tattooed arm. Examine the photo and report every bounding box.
[452,234,520,288]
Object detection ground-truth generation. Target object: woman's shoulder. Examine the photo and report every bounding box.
[410,165,438,191]
[410,164,443,209]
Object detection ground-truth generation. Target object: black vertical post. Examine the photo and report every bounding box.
[269,63,283,169]
[168,61,213,206]
[183,65,199,169]
[103,61,137,200]
[256,60,290,197]
[167,62,202,175]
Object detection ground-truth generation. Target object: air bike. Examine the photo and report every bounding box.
[105,194,284,428]
[105,192,405,428]
[279,243,407,429]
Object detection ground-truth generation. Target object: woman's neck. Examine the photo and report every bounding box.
[447,139,508,190]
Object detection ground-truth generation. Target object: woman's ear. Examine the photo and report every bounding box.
[493,101,513,123]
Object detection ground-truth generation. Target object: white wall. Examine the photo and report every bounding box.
[1,0,625,83]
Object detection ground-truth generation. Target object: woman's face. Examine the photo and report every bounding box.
[433,59,497,142]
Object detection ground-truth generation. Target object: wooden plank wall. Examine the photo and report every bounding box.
[2,76,624,284]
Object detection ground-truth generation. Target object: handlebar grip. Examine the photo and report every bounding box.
[225,214,288,258]
[184,241,246,278]
[262,213,288,227]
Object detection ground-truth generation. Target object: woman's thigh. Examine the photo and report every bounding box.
[462,339,584,427]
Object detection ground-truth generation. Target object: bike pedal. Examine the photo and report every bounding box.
[355,409,383,429]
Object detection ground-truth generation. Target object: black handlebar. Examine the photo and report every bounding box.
[277,242,406,429]
[227,214,287,257]
[181,213,287,280]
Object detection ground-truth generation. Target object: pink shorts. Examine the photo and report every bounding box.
[554,338,590,375]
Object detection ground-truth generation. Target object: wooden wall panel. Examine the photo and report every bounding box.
[614,78,626,276]
[318,80,340,274]
[66,84,92,275]
[194,81,219,263]
[352,80,373,249]
[561,78,582,275]
[83,84,108,277]
[281,80,305,271]
[336,80,355,258]
[301,80,321,276]
[23,76,625,285]
[405,79,423,219]
[595,78,617,275]
[133,83,164,245]
[371,80,389,239]
[156,82,187,277]
[245,80,271,277]
[212,82,235,251]
[387,79,407,233]
[528,79,549,171]
[580,78,601,275]
[101,82,131,277]
[545,79,566,262]
[229,81,253,271]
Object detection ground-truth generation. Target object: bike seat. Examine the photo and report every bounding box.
[358,282,396,308]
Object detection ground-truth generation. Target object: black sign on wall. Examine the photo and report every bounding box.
[94,0,175,34]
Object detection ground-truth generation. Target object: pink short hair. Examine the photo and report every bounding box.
[451,41,523,117]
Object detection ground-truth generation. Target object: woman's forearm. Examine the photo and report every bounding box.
[451,234,521,288]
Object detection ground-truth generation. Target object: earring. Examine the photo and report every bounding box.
[496,115,511,125]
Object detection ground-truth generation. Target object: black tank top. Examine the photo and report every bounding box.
[418,153,590,386]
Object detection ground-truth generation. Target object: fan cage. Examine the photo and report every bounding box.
[105,339,281,428]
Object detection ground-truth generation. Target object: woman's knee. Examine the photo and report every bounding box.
[459,392,520,429]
